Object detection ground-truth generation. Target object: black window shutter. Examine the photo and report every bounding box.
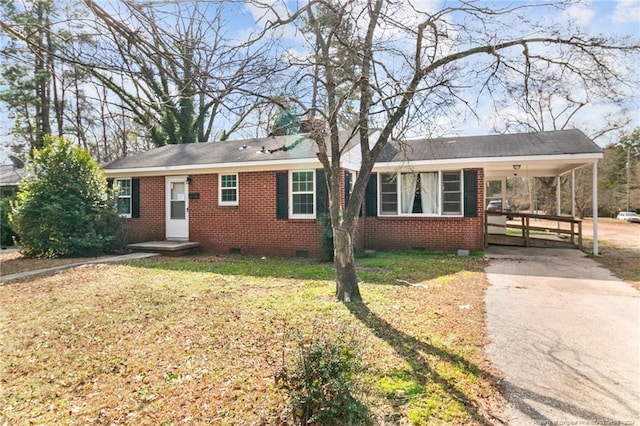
[365,173,377,217]
[107,178,114,189]
[131,178,140,218]
[316,169,328,218]
[463,170,478,217]
[276,172,288,219]
[344,171,352,205]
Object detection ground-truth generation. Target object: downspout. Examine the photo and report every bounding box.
[592,162,599,256]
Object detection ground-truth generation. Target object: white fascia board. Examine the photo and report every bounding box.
[104,158,322,178]
[341,159,362,171]
[558,162,596,176]
[342,146,363,171]
[372,153,603,172]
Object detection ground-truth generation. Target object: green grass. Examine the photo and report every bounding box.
[127,249,484,285]
[0,250,503,425]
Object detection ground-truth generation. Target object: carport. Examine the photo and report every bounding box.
[474,130,603,254]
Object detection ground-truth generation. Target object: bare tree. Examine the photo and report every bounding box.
[80,0,283,146]
[252,0,639,302]
[492,53,635,215]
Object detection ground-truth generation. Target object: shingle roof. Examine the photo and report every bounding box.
[103,129,600,170]
[104,134,319,170]
[0,164,26,187]
[378,129,601,162]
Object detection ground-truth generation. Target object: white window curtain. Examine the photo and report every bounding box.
[420,172,438,214]
[400,173,417,213]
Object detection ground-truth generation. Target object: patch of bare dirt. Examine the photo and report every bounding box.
[511,217,639,248]
[579,217,640,249]
[580,218,640,291]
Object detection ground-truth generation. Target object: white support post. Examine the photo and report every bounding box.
[592,162,599,256]
[571,170,576,218]
[501,176,507,206]
[556,175,561,234]
[556,176,561,216]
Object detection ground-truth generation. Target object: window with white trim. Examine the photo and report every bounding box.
[378,171,462,216]
[115,178,132,217]
[441,171,462,215]
[290,170,315,218]
[219,173,238,206]
[380,173,398,215]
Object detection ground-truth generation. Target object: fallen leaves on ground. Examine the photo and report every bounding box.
[0,253,504,425]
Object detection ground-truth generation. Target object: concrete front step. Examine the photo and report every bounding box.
[127,241,201,256]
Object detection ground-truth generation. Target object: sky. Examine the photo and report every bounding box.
[239,0,640,145]
[534,1,640,144]
[0,0,639,163]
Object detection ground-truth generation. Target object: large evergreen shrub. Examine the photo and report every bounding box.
[1,197,16,247]
[9,137,124,257]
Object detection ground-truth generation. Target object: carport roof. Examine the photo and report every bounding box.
[377,129,601,162]
[371,129,602,178]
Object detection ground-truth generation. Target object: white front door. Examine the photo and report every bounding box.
[166,176,189,240]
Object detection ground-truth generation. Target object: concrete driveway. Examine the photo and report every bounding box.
[485,247,640,425]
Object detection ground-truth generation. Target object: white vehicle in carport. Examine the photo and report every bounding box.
[616,211,640,223]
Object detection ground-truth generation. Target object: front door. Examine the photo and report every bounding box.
[166,176,189,240]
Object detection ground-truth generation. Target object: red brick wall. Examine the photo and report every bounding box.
[187,171,325,258]
[123,176,165,243]
[122,168,485,256]
[362,168,485,252]
[363,216,483,251]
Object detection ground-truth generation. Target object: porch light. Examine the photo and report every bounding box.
[186,176,192,184]
[513,164,521,170]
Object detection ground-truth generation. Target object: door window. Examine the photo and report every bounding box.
[170,182,186,220]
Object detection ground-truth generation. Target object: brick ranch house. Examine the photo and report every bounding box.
[103,129,602,258]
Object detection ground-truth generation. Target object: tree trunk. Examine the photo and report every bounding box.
[47,15,64,138]
[34,0,49,151]
[333,223,361,303]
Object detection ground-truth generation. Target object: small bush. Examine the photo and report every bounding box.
[1,196,17,247]
[276,331,372,425]
[9,137,124,257]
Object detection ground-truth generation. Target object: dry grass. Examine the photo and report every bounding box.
[587,242,640,291]
[0,252,504,425]
[575,218,640,291]
[3,225,637,424]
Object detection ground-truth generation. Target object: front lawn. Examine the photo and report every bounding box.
[0,251,504,425]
